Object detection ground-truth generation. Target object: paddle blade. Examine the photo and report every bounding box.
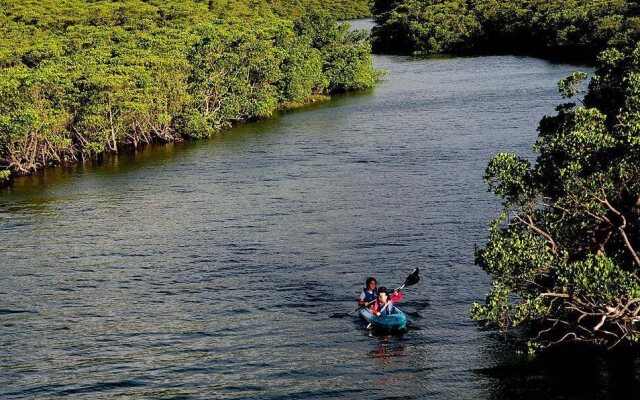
[403,267,420,287]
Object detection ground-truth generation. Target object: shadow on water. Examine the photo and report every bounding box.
[477,341,640,400]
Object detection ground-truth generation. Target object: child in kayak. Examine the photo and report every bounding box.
[371,287,403,317]
[357,277,378,308]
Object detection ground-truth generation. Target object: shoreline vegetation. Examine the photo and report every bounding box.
[370,0,640,351]
[473,47,640,351]
[371,0,640,62]
[0,0,377,185]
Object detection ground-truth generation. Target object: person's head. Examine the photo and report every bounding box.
[378,286,388,303]
[366,277,377,291]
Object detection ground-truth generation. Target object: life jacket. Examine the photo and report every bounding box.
[371,300,396,316]
[362,288,378,303]
[371,292,403,316]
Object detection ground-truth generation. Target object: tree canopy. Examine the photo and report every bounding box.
[372,0,640,59]
[0,0,378,183]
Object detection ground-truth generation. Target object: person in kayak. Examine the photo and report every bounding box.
[357,277,378,308]
[371,287,403,317]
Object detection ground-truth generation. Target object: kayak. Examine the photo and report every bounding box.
[357,307,408,332]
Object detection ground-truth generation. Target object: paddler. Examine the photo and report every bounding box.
[371,286,403,316]
[357,277,378,308]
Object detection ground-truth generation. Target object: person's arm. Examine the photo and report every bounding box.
[357,291,367,306]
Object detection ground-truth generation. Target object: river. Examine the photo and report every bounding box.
[2,20,638,400]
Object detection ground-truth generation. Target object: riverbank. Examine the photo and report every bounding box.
[0,90,336,187]
[0,95,337,187]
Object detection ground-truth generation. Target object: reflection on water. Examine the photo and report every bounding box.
[371,338,408,362]
[2,37,631,399]
[346,18,377,32]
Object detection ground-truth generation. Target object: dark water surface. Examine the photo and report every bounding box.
[4,25,636,400]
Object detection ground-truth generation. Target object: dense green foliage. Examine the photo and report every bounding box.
[0,0,377,182]
[472,44,640,349]
[372,0,640,58]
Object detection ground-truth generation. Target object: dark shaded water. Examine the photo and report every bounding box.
[3,23,637,399]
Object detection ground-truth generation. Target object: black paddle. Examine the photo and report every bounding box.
[394,267,420,291]
[330,267,421,318]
